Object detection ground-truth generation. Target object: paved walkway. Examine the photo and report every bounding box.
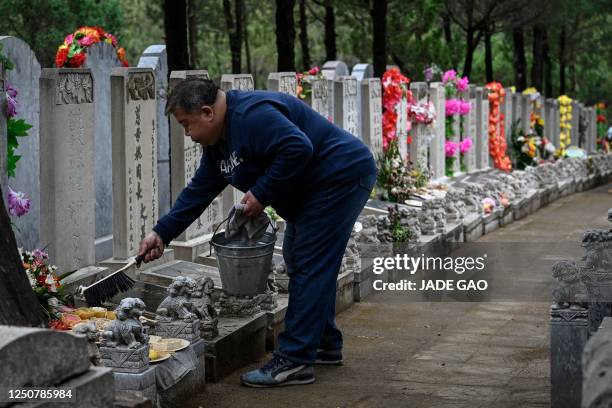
[190,183,612,408]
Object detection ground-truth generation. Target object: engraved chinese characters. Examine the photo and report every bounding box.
[111,68,158,260]
[334,76,359,137]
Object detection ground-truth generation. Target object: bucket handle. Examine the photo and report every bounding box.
[208,211,279,257]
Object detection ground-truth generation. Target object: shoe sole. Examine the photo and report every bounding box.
[241,378,315,388]
[314,359,343,366]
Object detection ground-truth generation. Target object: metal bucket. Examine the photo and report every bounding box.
[210,231,277,296]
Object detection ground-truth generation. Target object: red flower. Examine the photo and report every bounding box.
[597,115,606,123]
[55,47,69,67]
[69,52,87,68]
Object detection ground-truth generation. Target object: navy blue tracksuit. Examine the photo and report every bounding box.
[154,90,376,364]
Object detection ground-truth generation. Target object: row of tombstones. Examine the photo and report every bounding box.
[0,35,601,275]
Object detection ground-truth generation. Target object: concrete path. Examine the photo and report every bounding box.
[190,183,612,408]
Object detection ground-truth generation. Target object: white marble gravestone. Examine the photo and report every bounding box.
[138,45,171,219]
[311,77,333,121]
[588,107,597,153]
[219,74,254,218]
[408,82,430,171]
[266,72,297,96]
[475,87,489,170]
[429,82,446,180]
[502,89,513,146]
[570,100,579,148]
[512,92,522,135]
[448,92,464,176]
[83,42,123,261]
[397,94,410,162]
[360,78,383,158]
[351,63,374,140]
[552,101,561,149]
[0,36,41,249]
[168,70,223,261]
[465,86,477,172]
[39,69,96,272]
[321,60,349,120]
[0,61,6,200]
[110,68,158,260]
[521,94,531,134]
[333,76,359,137]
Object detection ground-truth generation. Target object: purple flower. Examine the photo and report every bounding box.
[445,99,461,116]
[457,76,469,92]
[445,140,458,157]
[442,69,456,83]
[424,66,434,82]
[5,85,18,118]
[7,187,31,217]
[460,138,473,154]
[459,100,471,116]
[32,249,48,259]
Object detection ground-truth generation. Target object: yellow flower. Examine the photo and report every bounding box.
[537,118,544,126]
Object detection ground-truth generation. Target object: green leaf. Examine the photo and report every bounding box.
[8,118,32,136]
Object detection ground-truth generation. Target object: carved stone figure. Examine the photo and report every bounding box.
[73,321,101,366]
[419,201,437,235]
[99,298,149,373]
[155,276,201,341]
[551,260,587,309]
[191,277,219,340]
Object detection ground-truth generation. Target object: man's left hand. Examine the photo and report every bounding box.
[241,190,264,217]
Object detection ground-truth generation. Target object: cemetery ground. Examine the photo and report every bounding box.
[192,183,612,408]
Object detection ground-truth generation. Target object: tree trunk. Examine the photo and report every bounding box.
[299,0,311,71]
[187,0,198,69]
[559,25,566,95]
[531,24,545,91]
[512,27,527,92]
[462,28,476,78]
[223,0,243,73]
[484,27,493,82]
[543,28,552,97]
[371,0,387,78]
[0,186,47,327]
[164,0,190,72]
[243,0,252,74]
[324,4,336,61]
[443,14,452,44]
[275,0,296,71]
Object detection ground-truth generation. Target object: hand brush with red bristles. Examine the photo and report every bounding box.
[76,255,144,306]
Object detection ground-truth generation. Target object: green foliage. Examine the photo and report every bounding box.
[7,118,32,178]
[0,0,123,67]
[0,43,13,69]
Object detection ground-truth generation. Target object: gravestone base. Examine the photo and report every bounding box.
[576,178,585,192]
[444,221,464,243]
[60,265,109,294]
[539,186,554,207]
[158,339,206,408]
[204,312,267,382]
[99,249,175,275]
[512,197,530,220]
[139,260,221,290]
[586,174,598,190]
[265,295,289,350]
[463,213,484,242]
[500,206,514,227]
[38,366,115,408]
[549,184,561,202]
[169,233,214,263]
[550,306,589,408]
[336,270,355,314]
[99,344,150,374]
[217,293,264,317]
[527,189,541,213]
[113,365,156,404]
[482,210,500,235]
[154,319,201,341]
[353,259,380,302]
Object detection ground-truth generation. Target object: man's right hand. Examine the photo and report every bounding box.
[138,231,165,263]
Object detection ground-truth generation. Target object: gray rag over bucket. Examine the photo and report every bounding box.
[155,345,198,390]
[225,203,271,241]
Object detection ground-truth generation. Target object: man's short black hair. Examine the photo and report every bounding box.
[165,78,220,115]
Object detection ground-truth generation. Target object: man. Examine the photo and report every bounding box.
[139,78,376,387]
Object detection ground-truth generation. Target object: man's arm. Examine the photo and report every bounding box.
[245,104,313,207]
[153,151,227,245]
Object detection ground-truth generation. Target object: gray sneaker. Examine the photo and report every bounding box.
[315,349,343,365]
[241,355,315,387]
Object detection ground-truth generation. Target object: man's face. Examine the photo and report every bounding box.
[173,106,219,146]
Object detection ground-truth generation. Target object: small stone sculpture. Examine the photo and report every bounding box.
[191,277,219,340]
[419,201,437,235]
[551,260,586,310]
[99,298,149,373]
[155,276,201,341]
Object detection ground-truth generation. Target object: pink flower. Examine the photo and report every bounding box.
[7,187,31,217]
[33,249,48,259]
[105,33,118,46]
[445,99,460,116]
[308,66,320,75]
[459,100,471,116]
[460,138,473,154]
[442,69,456,83]
[5,84,18,118]
[78,35,95,47]
[445,140,458,157]
[64,34,74,45]
[457,76,469,92]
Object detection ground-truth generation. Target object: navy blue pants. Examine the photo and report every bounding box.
[276,172,377,364]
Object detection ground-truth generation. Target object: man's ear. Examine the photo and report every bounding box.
[201,105,214,120]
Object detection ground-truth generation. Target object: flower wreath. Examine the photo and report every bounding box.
[382,68,412,151]
[485,82,511,172]
[557,95,573,157]
[55,26,128,68]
